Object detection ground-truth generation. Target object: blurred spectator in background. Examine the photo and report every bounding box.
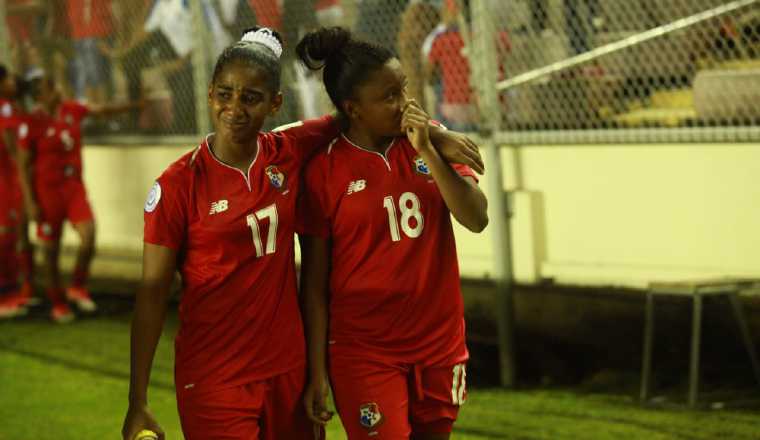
[66,0,114,105]
[216,0,258,39]
[397,0,440,105]
[423,0,477,131]
[315,0,344,27]
[109,0,229,133]
[5,0,46,75]
[354,0,408,54]
[39,0,74,101]
[530,0,604,54]
[423,0,509,131]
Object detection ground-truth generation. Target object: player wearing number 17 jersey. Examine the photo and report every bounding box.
[297,28,489,440]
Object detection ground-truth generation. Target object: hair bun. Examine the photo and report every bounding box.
[296,27,352,70]
[241,27,283,58]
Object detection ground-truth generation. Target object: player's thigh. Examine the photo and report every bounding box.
[409,363,466,437]
[65,182,95,227]
[36,186,66,242]
[261,367,321,440]
[177,383,265,440]
[329,353,411,440]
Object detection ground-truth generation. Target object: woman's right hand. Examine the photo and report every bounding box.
[303,376,334,426]
[122,403,164,440]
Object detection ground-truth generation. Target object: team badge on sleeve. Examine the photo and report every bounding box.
[18,123,28,139]
[1,103,11,117]
[144,182,162,213]
[265,165,286,190]
[413,156,431,175]
[359,402,383,430]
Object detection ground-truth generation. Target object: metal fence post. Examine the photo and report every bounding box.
[190,0,212,137]
[0,0,10,67]
[470,0,516,387]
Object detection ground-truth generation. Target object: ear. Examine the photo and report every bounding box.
[270,92,283,115]
[343,99,361,121]
[207,84,214,104]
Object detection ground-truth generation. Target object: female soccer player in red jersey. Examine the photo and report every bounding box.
[121,27,482,440]
[296,27,489,440]
[0,65,32,317]
[17,73,142,323]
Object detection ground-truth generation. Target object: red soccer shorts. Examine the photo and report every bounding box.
[177,366,322,440]
[329,349,466,439]
[35,180,94,241]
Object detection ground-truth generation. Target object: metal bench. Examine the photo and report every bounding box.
[640,278,760,407]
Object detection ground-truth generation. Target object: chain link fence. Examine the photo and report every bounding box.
[2,0,759,142]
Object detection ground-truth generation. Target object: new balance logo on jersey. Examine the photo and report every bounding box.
[209,200,229,215]
[346,180,366,195]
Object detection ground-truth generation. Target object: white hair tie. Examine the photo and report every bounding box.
[241,28,283,59]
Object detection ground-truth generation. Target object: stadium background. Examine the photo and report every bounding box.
[2,0,760,438]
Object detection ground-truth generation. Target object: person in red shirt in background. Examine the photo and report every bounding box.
[16,71,141,323]
[296,27,488,440]
[121,25,482,440]
[66,0,114,105]
[5,0,46,75]
[423,0,509,132]
[0,65,35,318]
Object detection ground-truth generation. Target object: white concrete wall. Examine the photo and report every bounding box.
[59,142,760,288]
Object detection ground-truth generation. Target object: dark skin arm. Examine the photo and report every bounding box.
[300,234,334,426]
[16,146,40,222]
[121,243,176,440]
[403,100,489,232]
[88,100,145,118]
[428,123,484,174]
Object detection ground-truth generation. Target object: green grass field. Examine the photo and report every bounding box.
[1,297,758,439]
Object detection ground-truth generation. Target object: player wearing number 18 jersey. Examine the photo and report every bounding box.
[297,28,488,440]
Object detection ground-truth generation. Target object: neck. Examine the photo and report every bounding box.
[210,133,258,172]
[344,126,394,154]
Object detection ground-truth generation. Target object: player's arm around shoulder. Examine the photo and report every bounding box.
[404,101,489,233]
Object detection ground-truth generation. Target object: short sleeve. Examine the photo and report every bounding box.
[0,102,18,130]
[452,163,478,183]
[296,156,331,238]
[16,121,32,151]
[143,175,188,250]
[63,101,90,124]
[272,115,339,161]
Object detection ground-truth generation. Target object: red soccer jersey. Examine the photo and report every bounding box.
[17,101,89,187]
[0,99,23,189]
[66,0,113,39]
[144,116,337,391]
[300,135,474,367]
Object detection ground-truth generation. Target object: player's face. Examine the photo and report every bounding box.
[38,79,61,110]
[0,75,16,98]
[208,62,282,144]
[347,58,408,138]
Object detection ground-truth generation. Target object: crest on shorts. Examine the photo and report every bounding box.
[359,402,383,430]
[413,156,430,175]
[265,165,286,190]
[144,181,162,213]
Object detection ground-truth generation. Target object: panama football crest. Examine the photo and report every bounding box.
[413,156,430,175]
[265,165,286,190]
[359,402,383,430]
